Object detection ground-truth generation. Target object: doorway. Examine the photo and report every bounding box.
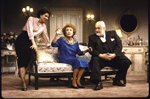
[50,8,83,43]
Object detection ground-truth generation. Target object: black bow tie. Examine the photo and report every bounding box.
[96,33,104,37]
[98,35,104,37]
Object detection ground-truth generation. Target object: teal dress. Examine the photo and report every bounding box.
[51,37,90,70]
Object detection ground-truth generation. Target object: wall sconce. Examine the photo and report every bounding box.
[22,6,34,18]
[115,29,123,38]
[86,14,94,21]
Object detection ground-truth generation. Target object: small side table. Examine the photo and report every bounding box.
[1,49,17,73]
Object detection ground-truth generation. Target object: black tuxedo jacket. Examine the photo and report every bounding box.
[88,30,128,60]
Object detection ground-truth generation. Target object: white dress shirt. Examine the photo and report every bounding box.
[100,33,106,43]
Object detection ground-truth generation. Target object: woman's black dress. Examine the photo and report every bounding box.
[15,31,36,69]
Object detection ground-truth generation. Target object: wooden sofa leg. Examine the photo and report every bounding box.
[68,75,72,88]
[28,73,31,85]
[35,75,38,90]
[105,75,107,81]
[81,75,85,81]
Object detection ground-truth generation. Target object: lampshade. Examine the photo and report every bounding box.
[86,14,94,21]
[26,6,30,11]
[115,29,123,38]
[87,14,90,18]
[22,6,34,18]
[91,15,94,19]
[22,8,26,12]
[30,8,33,12]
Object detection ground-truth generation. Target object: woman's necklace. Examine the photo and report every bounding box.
[65,37,74,43]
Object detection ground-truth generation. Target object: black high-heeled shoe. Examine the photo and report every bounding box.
[77,85,85,88]
[22,88,27,91]
[72,85,79,89]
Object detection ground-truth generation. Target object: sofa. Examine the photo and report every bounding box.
[27,45,118,90]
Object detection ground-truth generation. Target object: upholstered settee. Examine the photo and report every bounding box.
[28,45,118,90]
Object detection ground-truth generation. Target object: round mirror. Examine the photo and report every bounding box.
[119,11,138,37]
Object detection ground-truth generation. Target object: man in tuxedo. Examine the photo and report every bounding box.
[88,21,132,90]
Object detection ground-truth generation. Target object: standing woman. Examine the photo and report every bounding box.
[51,24,92,89]
[15,8,51,91]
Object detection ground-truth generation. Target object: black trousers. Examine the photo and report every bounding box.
[90,56,131,84]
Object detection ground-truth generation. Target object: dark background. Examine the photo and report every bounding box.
[1,0,148,43]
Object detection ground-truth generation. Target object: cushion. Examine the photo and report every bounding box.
[36,47,59,63]
[33,63,73,73]
[32,63,117,73]
[101,67,118,71]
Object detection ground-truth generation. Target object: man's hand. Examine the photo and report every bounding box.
[98,53,109,60]
[98,53,116,61]
[108,53,116,60]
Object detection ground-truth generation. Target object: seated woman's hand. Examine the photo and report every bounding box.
[55,27,61,35]
[83,47,92,54]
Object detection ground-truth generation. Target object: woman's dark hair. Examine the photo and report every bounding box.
[37,8,51,18]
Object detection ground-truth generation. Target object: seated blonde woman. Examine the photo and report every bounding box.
[51,24,92,89]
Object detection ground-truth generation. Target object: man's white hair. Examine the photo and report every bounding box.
[95,21,106,28]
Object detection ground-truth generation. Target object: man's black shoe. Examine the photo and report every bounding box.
[94,82,103,90]
[123,79,126,84]
[113,79,125,86]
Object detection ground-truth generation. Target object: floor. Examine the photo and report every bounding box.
[1,73,149,98]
